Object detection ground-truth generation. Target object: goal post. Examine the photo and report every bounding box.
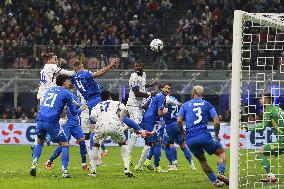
[230,11,284,189]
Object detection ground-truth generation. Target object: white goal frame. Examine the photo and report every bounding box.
[230,11,284,189]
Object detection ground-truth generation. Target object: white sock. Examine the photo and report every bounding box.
[128,133,138,156]
[85,139,91,156]
[89,147,99,172]
[121,145,129,171]
[137,146,151,167]
[33,137,38,146]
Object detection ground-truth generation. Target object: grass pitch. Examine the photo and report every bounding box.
[0,145,283,189]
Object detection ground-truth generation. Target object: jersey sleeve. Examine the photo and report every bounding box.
[157,95,165,110]
[178,104,186,119]
[66,92,82,115]
[207,102,218,119]
[59,68,75,76]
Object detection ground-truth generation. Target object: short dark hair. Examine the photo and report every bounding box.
[101,90,111,101]
[134,59,143,65]
[56,74,70,86]
[73,59,82,67]
[263,93,273,103]
[47,52,56,60]
[160,82,171,89]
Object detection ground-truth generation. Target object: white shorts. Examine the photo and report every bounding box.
[80,108,90,133]
[126,105,143,124]
[94,121,125,144]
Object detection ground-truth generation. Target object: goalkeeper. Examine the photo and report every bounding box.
[242,93,284,182]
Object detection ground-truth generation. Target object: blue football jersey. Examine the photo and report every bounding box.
[72,70,102,101]
[66,93,82,127]
[142,92,165,125]
[178,98,217,136]
[163,96,179,124]
[38,86,81,124]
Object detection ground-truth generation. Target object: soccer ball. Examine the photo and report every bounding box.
[150,39,163,52]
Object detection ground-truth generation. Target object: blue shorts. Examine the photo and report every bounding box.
[36,121,68,143]
[87,97,102,114]
[141,122,158,143]
[163,122,183,145]
[186,132,222,157]
[63,125,85,140]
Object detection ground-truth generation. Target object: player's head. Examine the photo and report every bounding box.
[73,59,84,71]
[260,93,273,105]
[56,74,71,88]
[101,90,112,101]
[47,52,58,64]
[41,52,49,64]
[160,82,171,96]
[133,59,144,75]
[192,85,204,98]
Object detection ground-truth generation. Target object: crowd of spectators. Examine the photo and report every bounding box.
[163,0,284,70]
[0,0,174,69]
[0,105,37,122]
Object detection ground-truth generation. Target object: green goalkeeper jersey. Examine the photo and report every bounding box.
[249,105,284,142]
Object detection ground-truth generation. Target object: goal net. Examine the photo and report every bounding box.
[230,11,284,189]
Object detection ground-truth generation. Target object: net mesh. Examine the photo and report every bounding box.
[239,14,284,188]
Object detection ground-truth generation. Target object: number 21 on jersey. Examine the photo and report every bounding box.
[43,93,58,107]
[193,107,202,124]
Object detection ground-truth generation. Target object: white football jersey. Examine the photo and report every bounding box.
[90,100,126,124]
[126,72,147,107]
[37,64,75,101]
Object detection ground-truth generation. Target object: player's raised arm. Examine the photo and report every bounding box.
[93,58,118,78]
[58,69,76,76]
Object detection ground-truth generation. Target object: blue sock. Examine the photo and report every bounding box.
[49,146,62,162]
[61,146,69,170]
[101,143,106,151]
[32,144,43,165]
[90,132,94,150]
[181,146,193,164]
[147,146,154,160]
[217,163,225,174]
[79,140,87,164]
[171,146,177,161]
[165,146,173,164]
[207,172,217,182]
[153,143,162,167]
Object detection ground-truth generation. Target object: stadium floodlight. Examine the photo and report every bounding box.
[230,10,284,189]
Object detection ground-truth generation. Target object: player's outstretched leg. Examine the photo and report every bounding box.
[128,132,138,165]
[119,143,134,177]
[153,143,167,173]
[143,145,154,170]
[256,146,277,182]
[215,148,228,185]
[46,146,62,170]
[100,143,108,157]
[135,145,151,171]
[89,145,99,177]
[180,143,196,171]
[171,146,178,166]
[196,154,224,187]
[61,145,70,178]
[78,139,89,170]
[30,139,44,177]
[164,145,176,171]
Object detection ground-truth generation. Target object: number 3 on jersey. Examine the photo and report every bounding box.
[193,107,202,124]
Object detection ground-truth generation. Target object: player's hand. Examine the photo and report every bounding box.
[213,136,221,142]
[241,125,249,132]
[80,105,87,111]
[163,107,168,114]
[151,80,158,87]
[110,58,118,68]
[150,91,157,97]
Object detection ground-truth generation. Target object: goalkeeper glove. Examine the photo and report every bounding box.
[240,125,249,132]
